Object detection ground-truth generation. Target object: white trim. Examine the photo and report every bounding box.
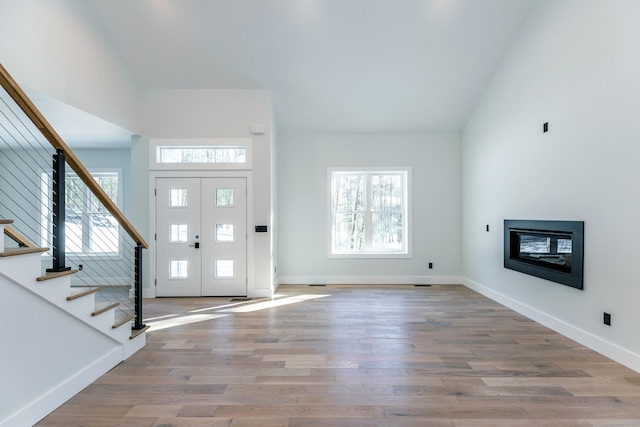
[148,170,254,298]
[279,275,463,285]
[149,138,253,170]
[462,277,640,373]
[0,348,123,427]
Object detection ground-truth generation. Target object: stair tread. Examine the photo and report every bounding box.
[130,324,150,340]
[0,247,49,257]
[0,219,14,224]
[67,287,101,301]
[113,313,136,329]
[92,301,120,316]
[37,270,79,281]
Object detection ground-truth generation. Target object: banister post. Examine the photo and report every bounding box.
[47,149,70,273]
[133,243,146,330]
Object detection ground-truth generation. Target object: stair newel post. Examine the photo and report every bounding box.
[47,149,70,273]
[133,243,146,330]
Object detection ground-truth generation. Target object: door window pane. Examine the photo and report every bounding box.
[170,260,188,278]
[216,188,234,206]
[215,224,234,242]
[170,188,188,207]
[170,224,188,242]
[216,260,234,278]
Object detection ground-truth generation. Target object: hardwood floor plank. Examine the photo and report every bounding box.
[36,285,640,426]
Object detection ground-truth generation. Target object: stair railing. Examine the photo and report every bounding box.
[0,63,147,331]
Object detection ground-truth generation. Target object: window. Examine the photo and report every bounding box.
[329,168,410,257]
[41,169,122,256]
[157,146,246,164]
[150,139,252,170]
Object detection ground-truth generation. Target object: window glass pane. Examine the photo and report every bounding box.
[333,213,364,252]
[65,175,84,212]
[86,173,120,253]
[216,260,234,278]
[170,260,188,278]
[170,188,188,207]
[64,175,84,253]
[65,222,83,253]
[333,174,365,212]
[170,224,189,242]
[216,224,234,242]
[372,213,403,250]
[372,174,403,211]
[158,146,246,163]
[90,223,118,253]
[216,188,234,206]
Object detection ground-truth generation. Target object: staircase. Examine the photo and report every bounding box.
[0,220,148,427]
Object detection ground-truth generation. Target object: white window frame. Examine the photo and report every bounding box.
[328,167,411,258]
[40,168,123,258]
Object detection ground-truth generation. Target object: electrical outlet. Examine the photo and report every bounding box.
[428,262,433,269]
[603,312,611,326]
[78,264,83,271]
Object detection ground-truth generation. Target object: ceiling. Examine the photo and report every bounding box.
[44,0,535,145]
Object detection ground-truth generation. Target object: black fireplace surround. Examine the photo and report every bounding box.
[504,219,584,290]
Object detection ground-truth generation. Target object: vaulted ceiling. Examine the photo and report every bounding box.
[83,0,533,135]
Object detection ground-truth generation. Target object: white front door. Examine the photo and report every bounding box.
[156,177,247,297]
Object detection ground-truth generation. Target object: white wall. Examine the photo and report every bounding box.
[462,0,640,370]
[136,89,275,297]
[0,271,122,427]
[279,132,462,284]
[0,0,140,132]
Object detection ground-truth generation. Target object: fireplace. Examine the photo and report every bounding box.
[504,220,584,290]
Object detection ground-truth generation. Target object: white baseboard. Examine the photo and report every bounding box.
[462,277,640,373]
[279,275,463,285]
[1,347,122,427]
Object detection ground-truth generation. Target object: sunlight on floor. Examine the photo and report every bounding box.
[147,313,229,332]
[145,293,331,331]
[219,294,331,313]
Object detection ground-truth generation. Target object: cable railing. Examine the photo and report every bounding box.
[0,63,147,332]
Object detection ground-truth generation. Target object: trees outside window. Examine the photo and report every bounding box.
[329,168,410,257]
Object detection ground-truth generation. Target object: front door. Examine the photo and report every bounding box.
[156,177,247,296]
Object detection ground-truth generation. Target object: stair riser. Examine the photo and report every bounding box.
[31,276,74,303]
[0,253,43,285]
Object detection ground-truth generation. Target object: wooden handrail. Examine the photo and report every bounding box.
[4,226,35,248]
[0,64,148,249]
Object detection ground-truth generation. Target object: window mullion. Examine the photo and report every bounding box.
[82,184,91,252]
[364,173,372,252]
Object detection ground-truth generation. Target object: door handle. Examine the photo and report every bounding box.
[189,242,200,249]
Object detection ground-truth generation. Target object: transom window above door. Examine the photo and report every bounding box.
[150,138,252,170]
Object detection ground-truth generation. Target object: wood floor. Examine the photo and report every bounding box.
[37,284,640,426]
